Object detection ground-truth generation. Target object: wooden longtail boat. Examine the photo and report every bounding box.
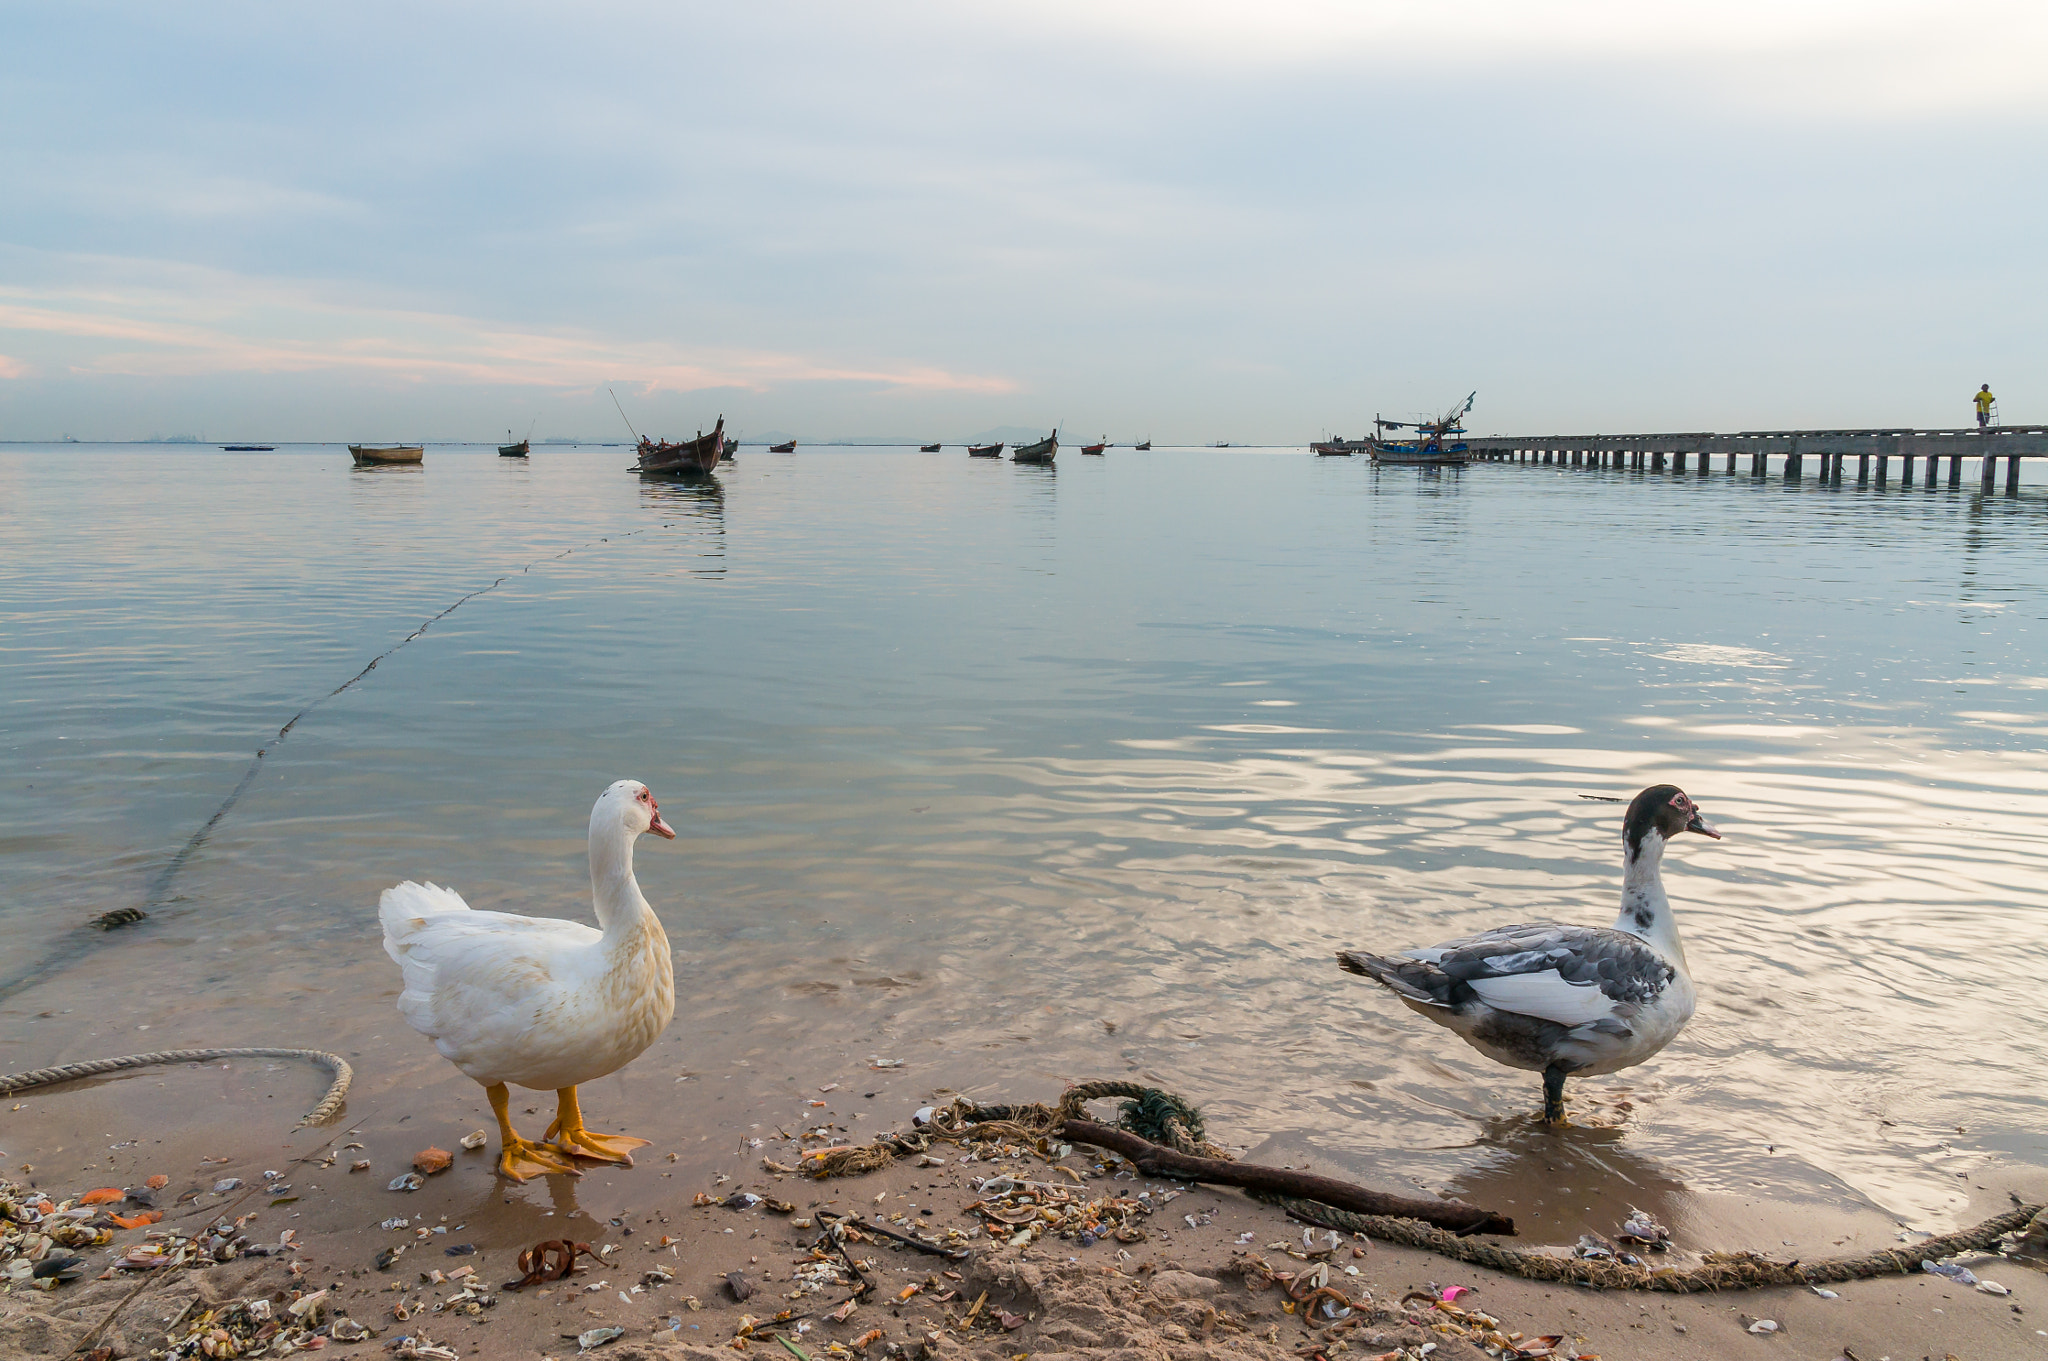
[349,444,424,465]
[499,439,530,457]
[1011,430,1057,464]
[636,416,725,476]
[1312,438,1364,456]
[920,443,942,452]
[1081,439,1107,455]
[769,440,796,453]
[1134,439,1151,450]
[967,442,1004,457]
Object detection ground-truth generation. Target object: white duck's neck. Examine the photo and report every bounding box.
[588,818,651,940]
[1616,829,1686,964]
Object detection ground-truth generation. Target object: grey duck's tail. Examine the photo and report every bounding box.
[1336,949,1458,1009]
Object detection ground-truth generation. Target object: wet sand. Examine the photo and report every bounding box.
[5,1059,2045,1361]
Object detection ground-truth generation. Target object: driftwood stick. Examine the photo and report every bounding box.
[1057,1118,1514,1237]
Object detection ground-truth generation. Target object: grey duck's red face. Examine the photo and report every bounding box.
[1625,784,1720,855]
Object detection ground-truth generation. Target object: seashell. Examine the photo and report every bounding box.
[459,1130,488,1151]
[412,1147,453,1175]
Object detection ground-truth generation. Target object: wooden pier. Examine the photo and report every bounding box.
[1452,426,2048,493]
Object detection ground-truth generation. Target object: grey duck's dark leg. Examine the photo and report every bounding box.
[1542,1063,1569,1125]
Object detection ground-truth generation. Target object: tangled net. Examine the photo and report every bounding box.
[799,1078,2047,1293]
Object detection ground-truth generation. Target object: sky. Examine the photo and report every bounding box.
[2,1,2045,442]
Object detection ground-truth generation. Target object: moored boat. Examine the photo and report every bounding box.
[1368,393,1475,467]
[499,438,530,457]
[920,442,942,452]
[1011,430,1057,464]
[967,442,1004,457]
[769,440,797,453]
[1312,438,1365,456]
[635,416,725,476]
[1134,438,1151,450]
[350,444,424,465]
[222,445,274,451]
[1081,439,1107,455]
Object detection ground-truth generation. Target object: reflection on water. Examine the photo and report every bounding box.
[3,443,2047,1246]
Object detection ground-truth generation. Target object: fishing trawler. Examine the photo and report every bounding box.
[1369,393,1475,467]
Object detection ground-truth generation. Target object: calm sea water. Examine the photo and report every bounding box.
[4,443,2046,1246]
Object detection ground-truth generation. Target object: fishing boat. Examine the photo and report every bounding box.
[349,444,424,466]
[967,442,1004,458]
[635,416,725,476]
[1081,439,1107,455]
[222,445,274,451]
[1012,430,1057,464]
[1312,438,1366,456]
[1134,438,1151,451]
[920,443,942,452]
[499,438,530,457]
[769,440,796,453]
[1368,392,1475,467]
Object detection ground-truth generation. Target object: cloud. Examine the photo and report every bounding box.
[0,353,26,379]
[0,256,1016,396]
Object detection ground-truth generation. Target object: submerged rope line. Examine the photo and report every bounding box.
[140,527,664,911]
[0,1047,353,1127]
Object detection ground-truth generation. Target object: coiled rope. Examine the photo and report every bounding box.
[0,1048,352,1127]
[805,1079,2046,1292]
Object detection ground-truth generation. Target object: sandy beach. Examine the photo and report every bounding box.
[5,1059,2045,1361]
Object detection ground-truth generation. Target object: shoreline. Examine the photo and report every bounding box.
[6,1071,2045,1361]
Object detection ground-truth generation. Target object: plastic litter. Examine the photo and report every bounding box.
[578,1325,625,1350]
[1921,1259,1979,1286]
[212,1178,243,1193]
[388,1172,425,1193]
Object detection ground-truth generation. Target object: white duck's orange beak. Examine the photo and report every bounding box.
[648,799,677,839]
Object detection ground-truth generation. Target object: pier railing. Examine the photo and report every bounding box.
[1455,425,2048,493]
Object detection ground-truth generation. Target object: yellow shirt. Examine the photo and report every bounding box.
[1975,389,1995,411]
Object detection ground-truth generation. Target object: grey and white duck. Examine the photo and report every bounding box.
[1337,784,1721,1125]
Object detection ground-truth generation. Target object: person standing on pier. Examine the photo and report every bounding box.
[1975,384,1996,430]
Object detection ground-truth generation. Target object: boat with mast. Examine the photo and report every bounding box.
[1011,429,1057,464]
[1369,392,1475,467]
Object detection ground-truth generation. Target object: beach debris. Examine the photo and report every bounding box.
[381,1216,411,1230]
[1440,1286,1473,1303]
[726,1270,757,1301]
[91,906,147,929]
[444,1242,477,1255]
[376,1244,408,1270]
[459,1129,489,1150]
[1976,1279,2012,1295]
[871,1059,904,1068]
[212,1178,244,1193]
[577,1325,626,1350]
[144,1173,169,1190]
[1810,1287,1839,1299]
[506,1240,601,1290]
[1617,1207,1671,1249]
[851,1328,884,1350]
[1921,1258,1979,1286]
[77,1187,123,1206]
[352,1158,372,1171]
[1745,1318,1780,1334]
[726,1192,763,1210]
[413,1146,454,1174]
[827,1298,859,1323]
[389,1172,426,1192]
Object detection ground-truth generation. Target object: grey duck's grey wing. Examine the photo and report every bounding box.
[1408,922,1676,1016]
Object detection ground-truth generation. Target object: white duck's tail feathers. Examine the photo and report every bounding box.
[1337,949,1458,1009]
[379,880,474,962]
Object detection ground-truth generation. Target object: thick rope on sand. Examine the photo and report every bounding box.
[1267,1195,2046,1293]
[804,1079,2044,1292]
[0,1047,352,1127]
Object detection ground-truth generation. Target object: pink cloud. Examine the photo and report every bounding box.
[0,285,1016,396]
[0,353,27,379]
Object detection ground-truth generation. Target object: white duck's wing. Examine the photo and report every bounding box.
[1408,922,1677,1026]
[378,881,602,1079]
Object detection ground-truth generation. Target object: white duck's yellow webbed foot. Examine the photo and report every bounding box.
[486,1082,583,1181]
[548,1086,653,1166]
[500,1134,584,1181]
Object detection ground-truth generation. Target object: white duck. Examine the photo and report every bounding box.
[1338,784,1720,1125]
[380,780,677,1180]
